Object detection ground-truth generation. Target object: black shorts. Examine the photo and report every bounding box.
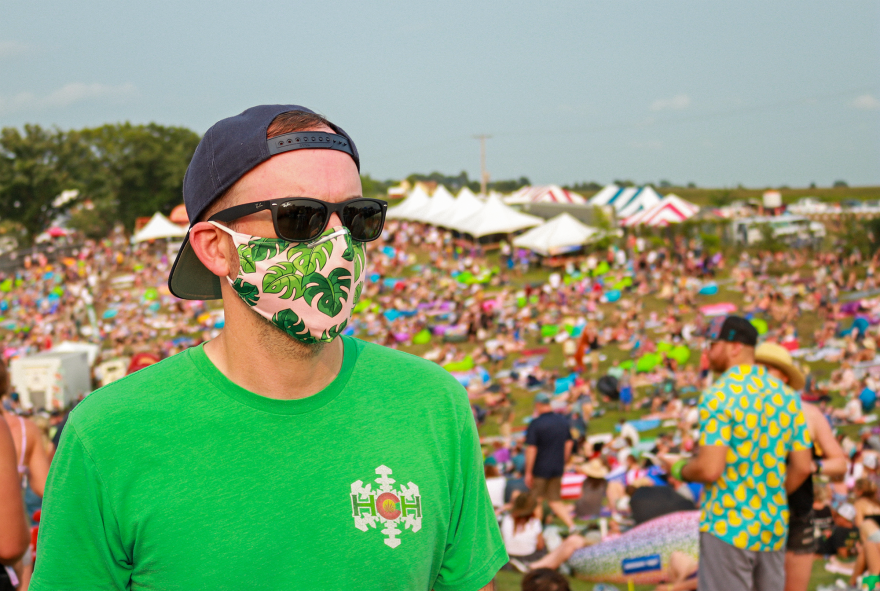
[787,509,817,554]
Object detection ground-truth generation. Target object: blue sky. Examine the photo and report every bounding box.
[1,1,877,188]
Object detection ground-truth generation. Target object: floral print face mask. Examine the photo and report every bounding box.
[210,222,366,344]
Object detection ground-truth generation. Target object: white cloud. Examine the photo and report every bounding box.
[0,40,29,59]
[851,94,880,110]
[0,82,137,114]
[649,94,691,112]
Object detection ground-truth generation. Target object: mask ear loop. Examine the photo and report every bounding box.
[208,220,239,238]
[307,226,349,248]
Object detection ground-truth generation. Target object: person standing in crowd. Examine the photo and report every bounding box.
[0,358,51,591]
[0,418,29,590]
[754,342,847,591]
[32,105,506,590]
[671,316,812,591]
[525,392,576,531]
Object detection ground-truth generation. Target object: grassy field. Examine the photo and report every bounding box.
[493,556,849,590]
[391,247,863,591]
[397,246,858,443]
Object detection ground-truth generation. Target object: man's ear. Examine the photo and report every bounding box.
[189,222,235,279]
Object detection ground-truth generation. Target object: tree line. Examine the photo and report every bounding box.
[0,124,392,243]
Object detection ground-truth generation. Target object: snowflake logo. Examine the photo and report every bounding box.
[350,465,422,548]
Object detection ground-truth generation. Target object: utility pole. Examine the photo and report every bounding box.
[473,134,491,196]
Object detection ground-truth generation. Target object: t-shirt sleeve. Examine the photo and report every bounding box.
[30,421,131,591]
[525,420,537,446]
[698,388,732,447]
[432,415,508,591]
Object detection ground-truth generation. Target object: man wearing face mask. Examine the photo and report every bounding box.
[32,106,507,591]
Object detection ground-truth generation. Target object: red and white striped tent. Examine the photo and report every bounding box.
[623,194,700,227]
[505,185,586,205]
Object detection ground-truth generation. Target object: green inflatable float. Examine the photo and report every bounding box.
[412,329,431,345]
[636,352,662,373]
[750,318,768,335]
[668,345,691,364]
[443,356,475,372]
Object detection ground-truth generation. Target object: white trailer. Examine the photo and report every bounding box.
[10,351,91,411]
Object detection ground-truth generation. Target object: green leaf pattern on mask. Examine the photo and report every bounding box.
[271,309,310,340]
[248,238,283,263]
[352,281,363,308]
[287,239,333,275]
[302,267,351,317]
[262,262,303,299]
[327,319,348,340]
[352,241,365,283]
[232,278,260,306]
[237,245,256,274]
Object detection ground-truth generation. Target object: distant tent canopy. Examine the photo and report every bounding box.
[456,194,543,237]
[588,184,663,222]
[132,212,187,242]
[506,185,586,205]
[623,194,700,227]
[435,188,484,229]
[410,184,455,224]
[512,213,601,256]
[385,185,431,220]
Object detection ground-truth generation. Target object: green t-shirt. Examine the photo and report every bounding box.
[31,337,506,591]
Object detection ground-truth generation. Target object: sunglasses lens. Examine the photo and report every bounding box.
[276,200,328,241]
[342,201,385,241]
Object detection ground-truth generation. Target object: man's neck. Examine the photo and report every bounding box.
[203,296,345,401]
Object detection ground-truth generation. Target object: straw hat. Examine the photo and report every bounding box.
[755,342,805,390]
[580,459,609,479]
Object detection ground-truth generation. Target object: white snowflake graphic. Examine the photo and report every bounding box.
[350,465,422,548]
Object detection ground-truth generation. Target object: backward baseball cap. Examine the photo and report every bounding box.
[168,104,360,301]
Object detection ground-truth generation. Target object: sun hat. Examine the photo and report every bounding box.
[580,459,609,479]
[168,104,360,301]
[755,342,805,390]
[838,503,857,522]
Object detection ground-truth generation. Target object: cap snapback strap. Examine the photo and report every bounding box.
[267,131,355,159]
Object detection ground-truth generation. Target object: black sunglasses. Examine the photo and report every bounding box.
[209,197,387,243]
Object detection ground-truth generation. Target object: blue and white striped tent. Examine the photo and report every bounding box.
[589,184,663,221]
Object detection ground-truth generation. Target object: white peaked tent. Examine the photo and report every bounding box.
[588,184,622,206]
[623,194,700,227]
[132,212,187,242]
[412,184,456,224]
[512,213,601,256]
[435,187,484,229]
[456,194,543,238]
[386,185,431,220]
[505,185,586,205]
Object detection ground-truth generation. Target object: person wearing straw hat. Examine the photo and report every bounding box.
[755,342,848,591]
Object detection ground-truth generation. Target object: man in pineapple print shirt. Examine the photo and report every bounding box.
[670,316,813,591]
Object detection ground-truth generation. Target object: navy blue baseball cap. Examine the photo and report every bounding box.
[168,104,360,300]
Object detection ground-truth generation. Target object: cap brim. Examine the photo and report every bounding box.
[168,233,223,300]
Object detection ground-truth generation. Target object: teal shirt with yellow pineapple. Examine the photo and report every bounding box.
[697,364,811,551]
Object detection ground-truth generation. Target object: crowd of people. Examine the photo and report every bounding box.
[3,215,880,589]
